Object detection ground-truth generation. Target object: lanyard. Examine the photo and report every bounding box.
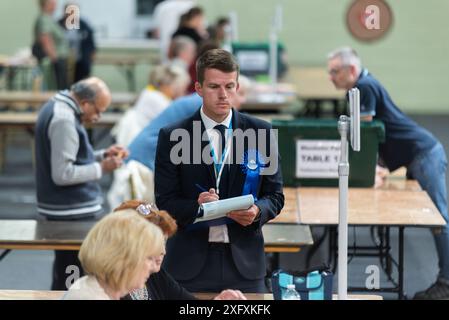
[209,121,233,195]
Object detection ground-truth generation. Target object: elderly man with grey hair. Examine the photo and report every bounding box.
[35,77,128,290]
[328,47,449,300]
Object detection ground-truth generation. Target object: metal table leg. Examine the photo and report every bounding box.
[0,249,11,262]
[398,226,405,299]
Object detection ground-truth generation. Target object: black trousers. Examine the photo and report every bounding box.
[52,58,69,90]
[51,250,83,290]
[74,59,92,83]
[46,212,103,290]
[177,243,267,293]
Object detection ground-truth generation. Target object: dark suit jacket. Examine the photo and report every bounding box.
[155,109,284,281]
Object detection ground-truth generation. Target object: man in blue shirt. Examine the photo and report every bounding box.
[107,93,201,209]
[127,93,203,171]
[328,47,449,299]
[126,75,250,171]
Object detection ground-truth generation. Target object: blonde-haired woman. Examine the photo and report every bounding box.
[63,210,165,300]
[115,200,247,300]
[112,64,190,148]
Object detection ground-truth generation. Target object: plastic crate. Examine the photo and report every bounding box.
[273,119,385,187]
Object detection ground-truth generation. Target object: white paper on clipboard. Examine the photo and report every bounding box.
[195,195,255,223]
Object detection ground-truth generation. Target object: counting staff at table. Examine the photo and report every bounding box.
[115,200,247,301]
[328,47,449,300]
[63,210,165,300]
[34,77,128,290]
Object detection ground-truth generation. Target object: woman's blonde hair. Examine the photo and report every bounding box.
[78,210,164,292]
[149,64,190,92]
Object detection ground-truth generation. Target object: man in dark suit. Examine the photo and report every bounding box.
[154,49,284,293]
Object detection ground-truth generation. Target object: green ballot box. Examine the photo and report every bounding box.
[272,119,385,187]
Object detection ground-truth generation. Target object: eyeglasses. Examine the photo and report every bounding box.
[136,203,159,216]
[328,65,349,76]
[84,100,102,116]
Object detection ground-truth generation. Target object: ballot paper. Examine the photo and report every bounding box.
[195,195,255,224]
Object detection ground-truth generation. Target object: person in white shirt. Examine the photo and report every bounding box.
[112,64,190,148]
[153,0,195,63]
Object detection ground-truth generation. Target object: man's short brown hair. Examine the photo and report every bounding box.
[196,49,239,84]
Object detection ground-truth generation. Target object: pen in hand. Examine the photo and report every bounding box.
[196,185,219,208]
[195,184,208,193]
[195,184,208,218]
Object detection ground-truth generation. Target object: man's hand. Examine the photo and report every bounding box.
[214,289,247,300]
[227,205,260,227]
[198,188,219,206]
[100,156,123,173]
[374,165,389,188]
[104,145,129,159]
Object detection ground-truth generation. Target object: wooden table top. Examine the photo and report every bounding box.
[247,178,423,225]
[0,220,92,250]
[263,224,313,252]
[0,290,66,300]
[94,53,159,66]
[221,82,296,112]
[287,67,346,100]
[0,91,136,109]
[0,290,382,300]
[249,113,294,123]
[376,167,421,191]
[196,292,383,300]
[378,178,422,192]
[0,219,313,252]
[296,187,446,227]
[270,187,300,224]
[0,112,121,127]
[0,90,297,113]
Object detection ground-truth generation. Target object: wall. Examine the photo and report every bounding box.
[198,0,449,114]
[1,0,449,113]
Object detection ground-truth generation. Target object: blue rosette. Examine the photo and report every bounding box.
[240,149,267,200]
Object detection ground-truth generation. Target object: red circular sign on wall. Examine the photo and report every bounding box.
[346,0,393,42]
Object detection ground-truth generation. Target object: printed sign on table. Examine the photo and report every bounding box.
[296,140,340,178]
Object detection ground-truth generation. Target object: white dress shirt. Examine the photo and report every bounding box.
[200,107,233,243]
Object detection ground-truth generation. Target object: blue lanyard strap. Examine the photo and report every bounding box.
[209,121,233,192]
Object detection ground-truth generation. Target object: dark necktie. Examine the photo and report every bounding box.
[214,124,227,158]
[213,124,229,196]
